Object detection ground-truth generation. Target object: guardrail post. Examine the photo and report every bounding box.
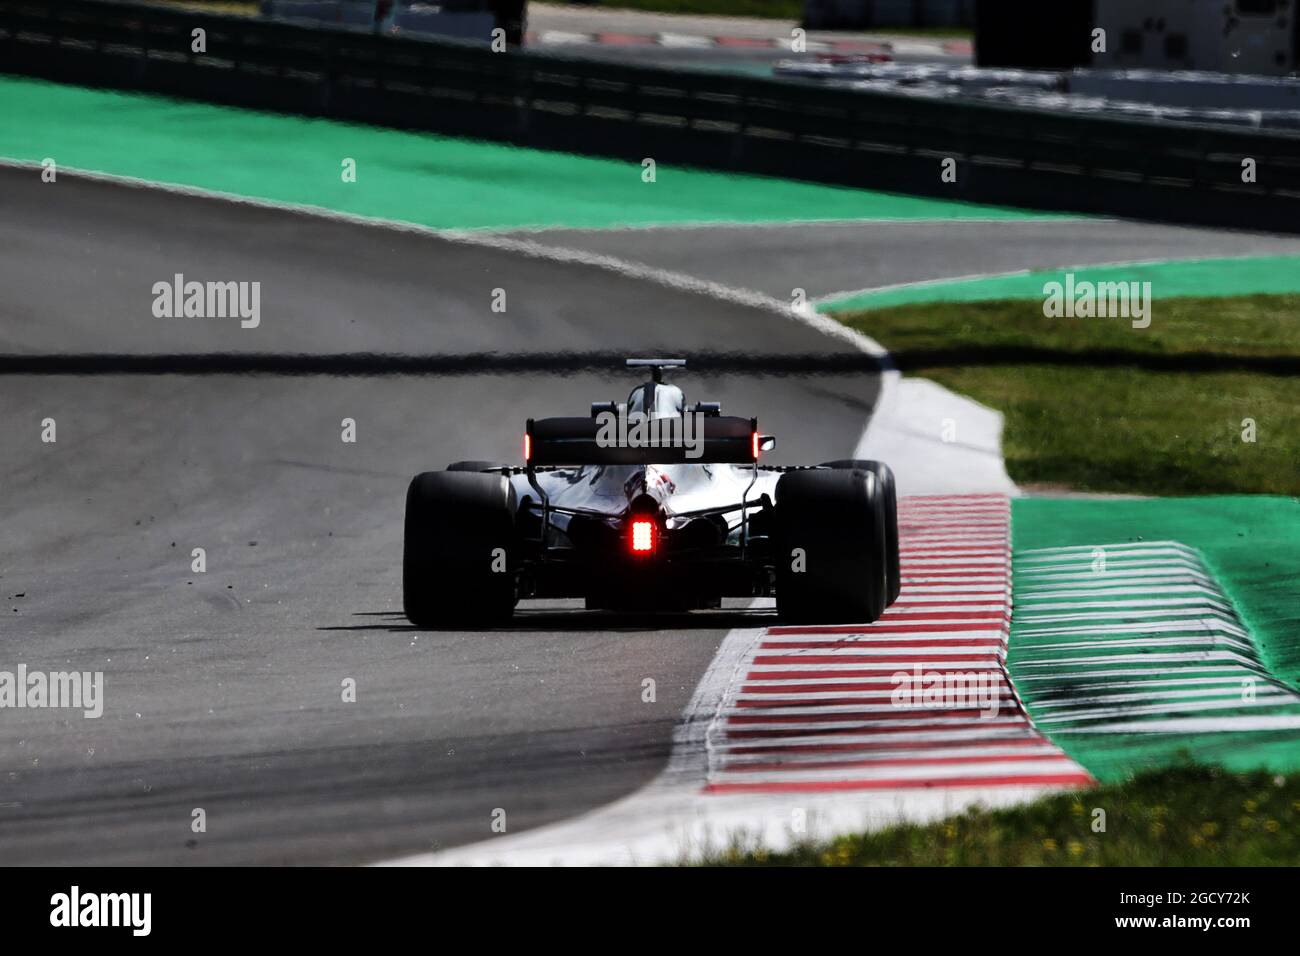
[514,56,530,138]
[319,29,334,114]
[134,6,148,85]
[1191,129,1208,191]
[730,83,746,167]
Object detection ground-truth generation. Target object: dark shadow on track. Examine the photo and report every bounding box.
[0,352,890,376]
[321,606,777,634]
[5,348,1298,376]
[892,347,1300,376]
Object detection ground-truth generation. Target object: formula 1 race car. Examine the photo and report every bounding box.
[403,360,899,626]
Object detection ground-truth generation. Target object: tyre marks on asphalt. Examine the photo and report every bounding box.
[704,495,1093,793]
[1010,542,1300,734]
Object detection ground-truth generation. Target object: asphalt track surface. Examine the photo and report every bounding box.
[0,169,879,864]
[510,219,1300,301]
[8,167,1298,865]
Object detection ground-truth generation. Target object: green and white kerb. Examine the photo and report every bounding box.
[1010,541,1300,737]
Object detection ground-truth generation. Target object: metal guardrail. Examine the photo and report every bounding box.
[3,0,1300,232]
[260,0,507,44]
[262,1,377,29]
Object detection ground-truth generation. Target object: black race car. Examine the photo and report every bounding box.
[403,360,899,626]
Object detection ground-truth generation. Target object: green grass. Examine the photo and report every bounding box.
[832,294,1300,496]
[703,767,1300,865]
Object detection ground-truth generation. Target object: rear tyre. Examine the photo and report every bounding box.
[820,460,900,605]
[403,471,517,628]
[774,469,888,625]
[446,460,509,473]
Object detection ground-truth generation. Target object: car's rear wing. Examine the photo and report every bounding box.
[525,415,760,466]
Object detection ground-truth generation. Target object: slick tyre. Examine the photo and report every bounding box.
[403,471,517,628]
[775,468,889,625]
[820,460,901,605]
